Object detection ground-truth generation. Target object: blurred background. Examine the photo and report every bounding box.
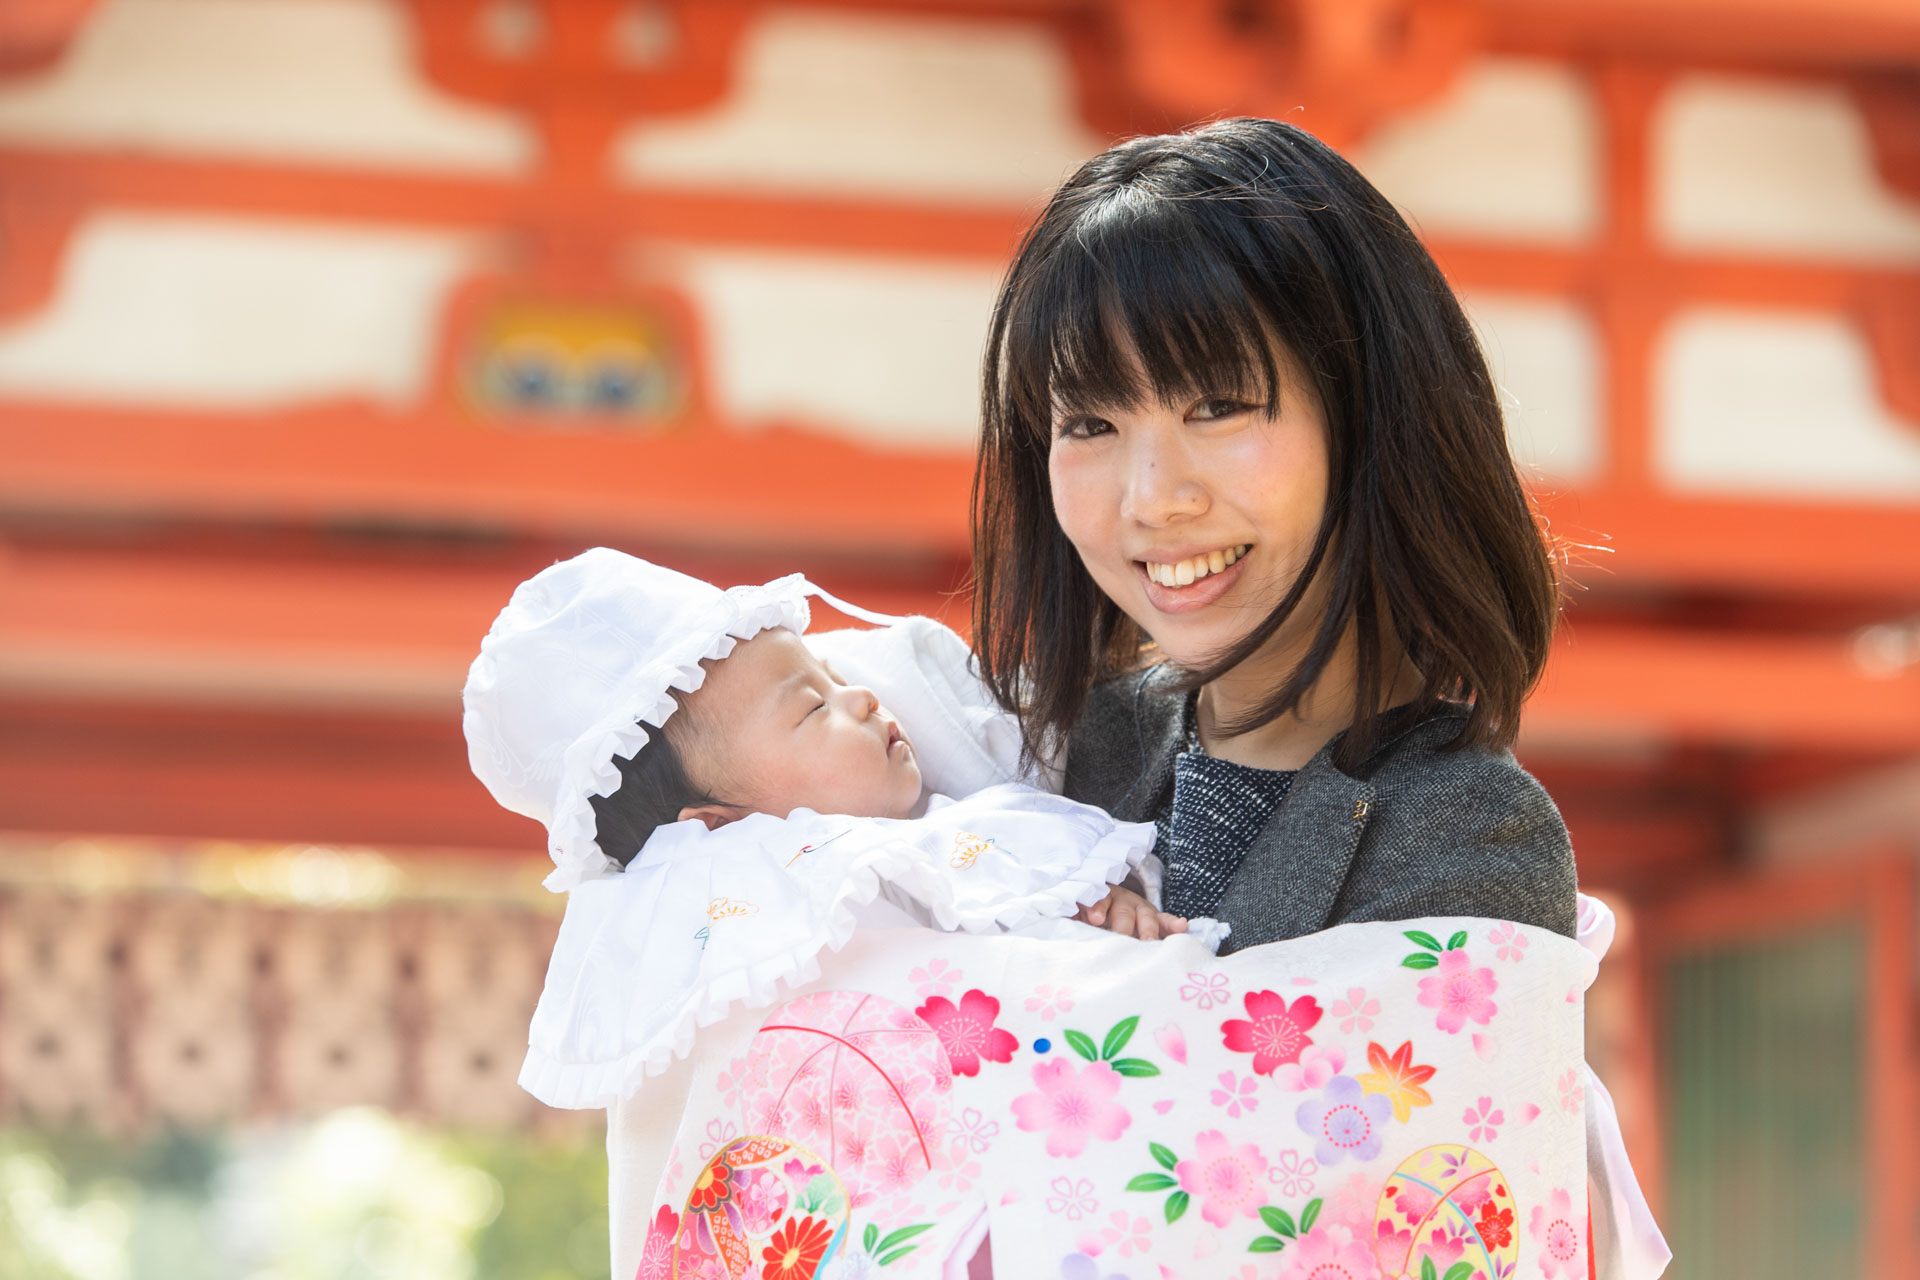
[0,0,1916,1276]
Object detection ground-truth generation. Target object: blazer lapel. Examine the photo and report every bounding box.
[1211,745,1375,950]
[1106,666,1186,823]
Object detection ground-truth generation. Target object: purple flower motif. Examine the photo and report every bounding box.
[1294,1075,1392,1166]
[1464,1096,1505,1143]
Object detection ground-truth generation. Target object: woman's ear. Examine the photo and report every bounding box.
[677,803,743,830]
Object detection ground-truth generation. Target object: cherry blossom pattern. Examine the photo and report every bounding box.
[1478,1199,1516,1249]
[1221,991,1323,1076]
[1295,1076,1392,1165]
[698,1116,739,1160]
[1124,1141,1191,1223]
[1155,1022,1189,1065]
[1027,984,1076,1021]
[947,1106,999,1154]
[1530,1188,1585,1279]
[1176,1129,1270,1228]
[909,958,960,999]
[1557,1068,1583,1115]
[1416,950,1500,1034]
[1180,970,1231,1011]
[1464,1097,1505,1143]
[1079,1209,1153,1258]
[1272,1045,1346,1092]
[1210,1070,1261,1118]
[1048,1176,1099,1221]
[1488,922,1530,963]
[1269,1149,1318,1198]
[1275,1223,1374,1280]
[1355,1040,1437,1123]
[1012,1057,1133,1157]
[1331,988,1380,1035]
[915,989,1018,1077]
[638,1205,678,1280]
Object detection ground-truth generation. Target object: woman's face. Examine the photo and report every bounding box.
[1046,353,1331,671]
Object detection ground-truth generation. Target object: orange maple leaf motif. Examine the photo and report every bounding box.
[1356,1039,1437,1123]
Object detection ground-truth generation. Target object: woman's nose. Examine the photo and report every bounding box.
[1121,435,1207,526]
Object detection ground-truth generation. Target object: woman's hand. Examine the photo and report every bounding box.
[1076,886,1188,940]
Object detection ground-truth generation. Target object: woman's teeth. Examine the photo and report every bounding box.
[1144,545,1250,587]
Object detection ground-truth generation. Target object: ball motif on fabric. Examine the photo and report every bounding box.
[1372,1144,1520,1280]
[737,990,951,1208]
[673,1136,849,1280]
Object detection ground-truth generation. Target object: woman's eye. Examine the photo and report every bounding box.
[1191,397,1249,421]
[1054,415,1113,441]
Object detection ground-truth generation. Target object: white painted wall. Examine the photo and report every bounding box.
[1657,74,1920,263]
[656,246,1000,447]
[611,8,1104,205]
[0,213,486,408]
[1355,59,1599,243]
[1462,292,1603,483]
[1657,309,1920,498]
[0,0,533,172]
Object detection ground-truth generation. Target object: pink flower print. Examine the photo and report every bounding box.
[938,1139,981,1193]
[638,1205,678,1280]
[1272,1044,1347,1092]
[1176,1129,1269,1228]
[1027,983,1076,1022]
[1416,949,1499,1034]
[1331,987,1380,1035]
[1180,970,1230,1011]
[1221,990,1323,1075]
[1557,1068,1583,1115]
[1012,1058,1132,1157]
[1279,1224,1378,1280]
[948,1106,1000,1153]
[1091,1209,1153,1258]
[1268,1148,1317,1198]
[732,1167,789,1234]
[916,989,1019,1077]
[1047,1175,1098,1220]
[910,958,961,998]
[1392,1182,1437,1224]
[1210,1070,1261,1118]
[1155,1021,1188,1065]
[1488,922,1530,963]
[1530,1188,1585,1279]
[697,1118,737,1160]
[1295,1076,1391,1166]
[1375,1218,1413,1261]
[715,1057,750,1108]
[1464,1096,1505,1143]
[1422,1222,1471,1269]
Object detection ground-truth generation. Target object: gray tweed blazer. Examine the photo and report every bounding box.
[1063,666,1578,954]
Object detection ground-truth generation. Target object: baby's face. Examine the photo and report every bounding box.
[678,627,923,820]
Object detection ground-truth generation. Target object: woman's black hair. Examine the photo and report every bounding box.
[588,717,721,867]
[971,118,1559,772]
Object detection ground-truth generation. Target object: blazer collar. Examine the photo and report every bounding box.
[1211,742,1374,949]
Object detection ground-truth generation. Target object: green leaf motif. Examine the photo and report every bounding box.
[1248,1236,1287,1253]
[1447,930,1469,951]
[1108,1058,1161,1077]
[1101,1016,1140,1060]
[1300,1198,1322,1232]
[876,1225,934,1253]
[1063,1029,1099,1062]
[878,1246,917,1266]
[802,1174,842,1215]
[1165,1191,1190,1224]
[1404,930,1444,952]
[1258,1206,1297,1238]
[1444,1265,1476,1280]
[1150,1142,1179,1171]
[1421,1256,1440,1280]
[1401,953,1440,969]
[1127,1173,1178,1192]
[864,1224,880,1253]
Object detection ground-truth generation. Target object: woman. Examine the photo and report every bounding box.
[971,118,1576,952]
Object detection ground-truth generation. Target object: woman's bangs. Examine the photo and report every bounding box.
[1014,197,1282,432]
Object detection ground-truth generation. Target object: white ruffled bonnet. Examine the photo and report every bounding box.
[462,548,820,892]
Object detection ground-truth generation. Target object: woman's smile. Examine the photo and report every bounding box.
[1137,544,1253,614]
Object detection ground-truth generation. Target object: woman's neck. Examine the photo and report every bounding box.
[1194,627,1422,771]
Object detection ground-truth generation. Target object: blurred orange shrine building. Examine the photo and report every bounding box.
[1,0,1919,1274]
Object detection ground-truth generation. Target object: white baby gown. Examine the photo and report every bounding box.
[521,783,1168,1111]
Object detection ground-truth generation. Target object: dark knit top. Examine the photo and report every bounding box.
[1155,705,1297,919]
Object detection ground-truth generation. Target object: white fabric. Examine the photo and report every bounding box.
[521,785,1161,1110]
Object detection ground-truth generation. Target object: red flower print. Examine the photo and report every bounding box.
[762,1214,834,1280]
[637,1204,677,1280]
[1220,990,1322,1075]
[1476,1200,1515,1249]
[686,1152,733,1212]
[916,989,1019,1077]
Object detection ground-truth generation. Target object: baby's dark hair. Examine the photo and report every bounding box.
[588,712,722,867]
